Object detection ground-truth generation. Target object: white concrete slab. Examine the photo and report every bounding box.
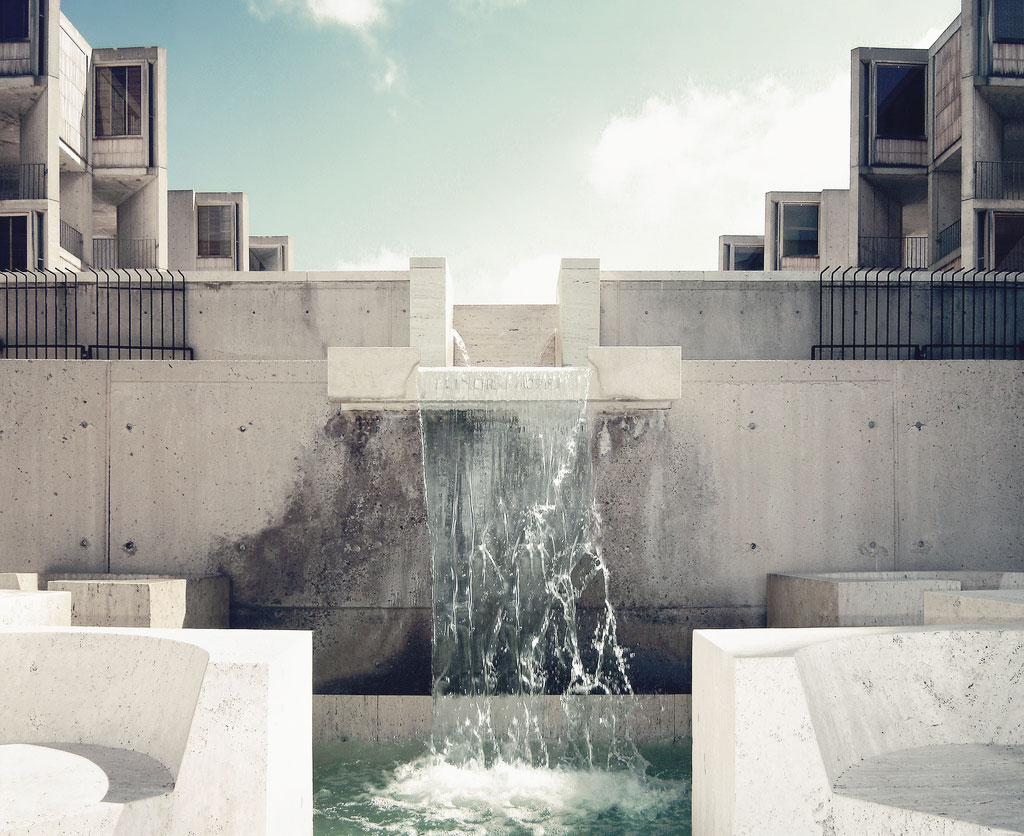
[0,590,71,627]
[693,626,1024,836]
[924,589,1024,624]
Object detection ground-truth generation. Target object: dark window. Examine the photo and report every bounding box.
[0,0,28,42]
[993,0,1024,44]
[0,215,28,270]
[95,66,143,137]
[781,204,819,258]
[876,64,926,139]
[733,245,764,271]
[198,204,234,259]
[994,213,1024,270]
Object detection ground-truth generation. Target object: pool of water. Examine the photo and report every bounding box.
[313,739,691,836]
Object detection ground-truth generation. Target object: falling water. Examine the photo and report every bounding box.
[417,367,637,769]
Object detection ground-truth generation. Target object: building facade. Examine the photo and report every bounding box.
[0,0,289,272]
[721,0,1024,274]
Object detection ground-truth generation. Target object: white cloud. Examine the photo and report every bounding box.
[245,0,396,32]
[374,56,400,92]
[587,75,850,266]
[914,26,947,49]
[333,246,408,271]
[497,253,560,303]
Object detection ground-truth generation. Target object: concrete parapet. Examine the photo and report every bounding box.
[768,571,1024,627]
[0,589,72,626]
[924,589,1024,624]
[693,626,1024,836]
[46,574,229,628]
[327,346,421,406]
[588,345,682,405]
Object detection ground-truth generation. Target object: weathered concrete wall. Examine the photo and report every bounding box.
[1,359,1021,694]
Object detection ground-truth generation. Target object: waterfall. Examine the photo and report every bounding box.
[418,367,637,768]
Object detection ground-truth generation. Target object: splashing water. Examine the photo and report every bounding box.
[418,368,636,768]
[313,368,690,834]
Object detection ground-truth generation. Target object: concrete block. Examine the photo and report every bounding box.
[327,346,421,405]
[0,589,72,626]
[46,574,229,628]
[557,258,601,367]
[768,571,1024,627]
[588,345,681,403]
[924,590,1024,624]
[0,627,312,835]
[693,626,1024,836]
[0,572,40,590]
[377,695,431,741]
[409,257,451,367]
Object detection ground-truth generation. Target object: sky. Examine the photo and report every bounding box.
[61,0,961,303]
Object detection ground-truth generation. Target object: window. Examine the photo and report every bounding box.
[0,0,28,42]
[781,204,819,258]
[0,215,28,270]
[198,204,235,259]
[732,245,764,271]
[993,0,1024,44]
[875,64,926,139]
[95,66,143,137]
[994,213,1024,270]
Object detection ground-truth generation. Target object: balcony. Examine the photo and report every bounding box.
[59,219,83,261]
[93,238,157,269]
[976,161,1024,201]
[0,163,44,200]
[858,236,928,269]
[936,220,961,262]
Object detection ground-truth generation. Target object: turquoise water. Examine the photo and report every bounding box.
[313,739,692,836]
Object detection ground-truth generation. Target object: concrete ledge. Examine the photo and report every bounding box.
[0,589,72,626]
[46,575,229,628]
[768,571,1024,627]
[588,346,682,405]
[693,626,1024,836]
[312,694,691,744]
[924,590,1024,624]
[327,346,421,406]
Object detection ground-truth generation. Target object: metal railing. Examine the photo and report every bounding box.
[1,271,85,358]
[93,238,158,270]
[936,220,961,262]
[0,163,45,200]
[1,269,193,359]
[89,269,193,359]
[858,237,929,269]
[59,219,83,261]
[975,160,1024,200]
[812,267,1023,360]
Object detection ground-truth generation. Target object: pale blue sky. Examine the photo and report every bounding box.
[61,0,961,302]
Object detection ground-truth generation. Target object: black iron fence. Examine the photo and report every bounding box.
[858,236,929,269]
[59,219,83,261]
[1,269,193,359]
[0,163,45,200]
[975,160,1024,200]
[813,267,1023,360]
[93,238,158,269]
[1,271,84,358]
[936,219,961,261]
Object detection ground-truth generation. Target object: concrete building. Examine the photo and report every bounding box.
[721,0,1024,274]
[0,1,291,274]
[0,1,167,270]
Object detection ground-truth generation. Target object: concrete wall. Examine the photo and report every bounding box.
[2,359,1021,694]
[452,304,559,366]
[600,272,820,360]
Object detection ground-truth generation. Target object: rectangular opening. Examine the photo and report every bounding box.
[994,212,1024,270]
[0,214,29,270]
[732,245,764,271]
[95,65,143,138]
[197,204,235,259]
[875,64,926,140]
[0,0,29,42]
[993,0,1024,44]
[781,204,819,258]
